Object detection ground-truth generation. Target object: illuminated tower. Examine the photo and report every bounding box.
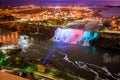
[55,6,60,12]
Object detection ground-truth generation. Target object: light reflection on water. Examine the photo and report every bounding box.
[103,53,120,63]
[0,32,120,79]
[42,41,120,79]
[39,40,120,79]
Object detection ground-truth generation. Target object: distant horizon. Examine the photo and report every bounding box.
[0,0,120,6]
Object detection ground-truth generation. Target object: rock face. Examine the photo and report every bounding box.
[90,34,120,49]
[27,26,57,40]
[0,23,57,40]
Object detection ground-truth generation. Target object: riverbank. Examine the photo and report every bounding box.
[0,44,84,80]
[90,32,120,49]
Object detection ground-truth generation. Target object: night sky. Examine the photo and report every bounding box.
[0,0,120,6]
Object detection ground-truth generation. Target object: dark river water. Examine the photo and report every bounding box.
[100,7,120,17]
[0,32,120,80]
[91,7,120,17]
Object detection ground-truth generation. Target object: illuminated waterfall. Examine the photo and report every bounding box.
[43,28,98,64]
[52,28,98,46]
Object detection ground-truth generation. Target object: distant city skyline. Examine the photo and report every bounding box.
[0,0,120,6]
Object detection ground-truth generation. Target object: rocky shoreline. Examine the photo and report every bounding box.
[90,33,120,50]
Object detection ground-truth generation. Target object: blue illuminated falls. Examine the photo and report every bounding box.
[51,28,98,46]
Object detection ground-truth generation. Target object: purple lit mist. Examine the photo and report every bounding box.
[0,0,120,6]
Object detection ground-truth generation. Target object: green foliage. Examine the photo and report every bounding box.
[0,52,7,66]
[25,66,36,72]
